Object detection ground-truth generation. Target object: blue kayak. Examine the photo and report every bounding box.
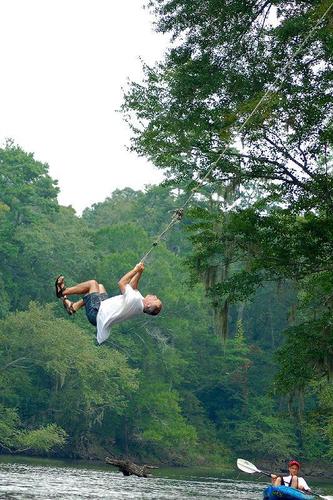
[263,485,314,499]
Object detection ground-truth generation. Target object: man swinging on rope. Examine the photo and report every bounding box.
[55,262,162,344]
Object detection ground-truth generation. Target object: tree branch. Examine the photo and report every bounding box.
[0,357,29,371]
[105,457,158,478]
[0,442,13,453]
[235,1,272,43]
[226,151,305,188]
[263,132,316,179]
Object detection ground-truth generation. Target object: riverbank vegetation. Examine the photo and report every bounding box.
[0,0,332,467]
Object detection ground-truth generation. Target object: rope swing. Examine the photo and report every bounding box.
[141,208,184,262]
[140,1,333,263]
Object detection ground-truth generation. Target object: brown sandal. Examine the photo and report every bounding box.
[62,297,76,316]
[55,275,66,298]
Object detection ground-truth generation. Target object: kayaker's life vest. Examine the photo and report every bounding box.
[281,476,299,489]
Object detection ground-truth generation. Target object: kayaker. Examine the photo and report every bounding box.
[271,460,311,492]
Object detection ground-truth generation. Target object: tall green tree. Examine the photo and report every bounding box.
[0,303,139,456]
[122,2,332,338]
[122,0,333,458]
[0,133,328,462]
[0,141,97,313]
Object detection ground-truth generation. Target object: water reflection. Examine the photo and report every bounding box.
[0,462,265,499]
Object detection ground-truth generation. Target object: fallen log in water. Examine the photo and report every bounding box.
[105,457,159,478]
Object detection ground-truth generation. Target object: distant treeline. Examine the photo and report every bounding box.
[0,139,332,465]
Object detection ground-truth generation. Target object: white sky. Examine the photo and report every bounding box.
[0,0,168,214]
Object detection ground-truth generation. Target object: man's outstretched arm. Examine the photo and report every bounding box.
[118,262,144,294]
[129,264,145,290]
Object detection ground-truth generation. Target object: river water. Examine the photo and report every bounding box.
[0,457,332,499]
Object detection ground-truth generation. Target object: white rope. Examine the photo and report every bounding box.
[141,210,183,262]
[182,0,333,208]
[140,1,333,259]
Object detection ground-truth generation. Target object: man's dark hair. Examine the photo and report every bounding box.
[143,304,161,316]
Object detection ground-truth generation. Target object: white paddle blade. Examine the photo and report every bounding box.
[321,496,333,500]
[237,458,261,474]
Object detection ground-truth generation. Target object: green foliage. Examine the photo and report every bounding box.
[0,405,66,453]
[132,382,198,464]
[82,185,192,255]
[275,317,333,393]
[0,134,331,464]
[0,405,21,450]
[16,424,67,453]
[228,398,298,459]
[0,142,96,313]
[0,303,138,454]
[121,0,333,465]
[124,1,332,190]
[0,139,59,224]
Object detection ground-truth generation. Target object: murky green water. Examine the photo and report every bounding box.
[0,457,331,499]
